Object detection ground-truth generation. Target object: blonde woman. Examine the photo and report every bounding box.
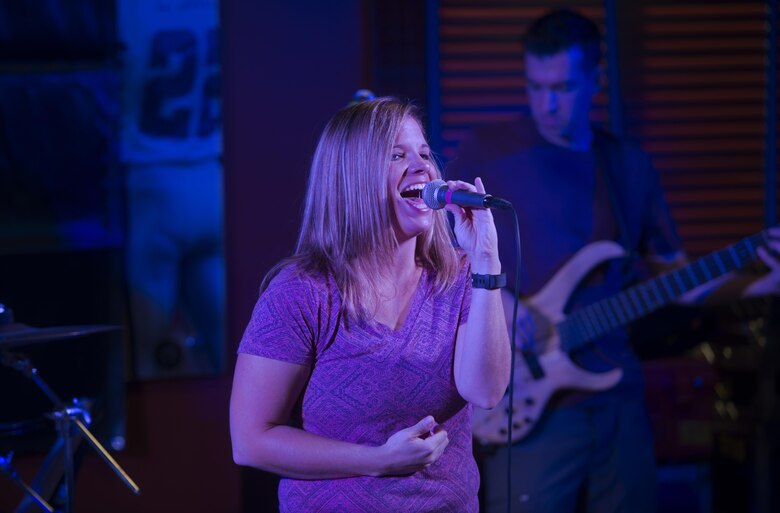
[230,97,510,512]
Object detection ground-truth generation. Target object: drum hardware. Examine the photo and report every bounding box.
[0,418,48,438]
[0,305,139,512]
[0,451,55,513]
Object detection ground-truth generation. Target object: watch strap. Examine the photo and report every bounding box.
[471,272,507,290]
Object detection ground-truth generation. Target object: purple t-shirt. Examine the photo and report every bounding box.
[238,260,478,512]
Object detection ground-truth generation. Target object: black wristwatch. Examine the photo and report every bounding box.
[471,273,506,290]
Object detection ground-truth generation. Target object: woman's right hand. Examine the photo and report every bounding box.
[375,416,449,476]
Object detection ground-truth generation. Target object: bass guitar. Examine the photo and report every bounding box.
[472,230,771,445]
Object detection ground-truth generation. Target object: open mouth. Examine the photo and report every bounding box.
[399,183,428,210]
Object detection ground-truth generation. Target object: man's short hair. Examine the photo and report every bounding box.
[523,9,602,71]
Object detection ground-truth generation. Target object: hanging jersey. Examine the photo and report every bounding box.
[118,0,221,164]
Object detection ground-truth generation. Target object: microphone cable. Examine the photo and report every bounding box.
[506,205,523,513]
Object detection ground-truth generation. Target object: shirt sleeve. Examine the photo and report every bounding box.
[237,268,322,366]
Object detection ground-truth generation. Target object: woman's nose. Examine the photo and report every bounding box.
[408,156,429,174]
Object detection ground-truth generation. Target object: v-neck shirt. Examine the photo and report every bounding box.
[238,259,478,512]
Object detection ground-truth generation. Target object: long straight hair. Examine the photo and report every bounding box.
[261,97,461,321]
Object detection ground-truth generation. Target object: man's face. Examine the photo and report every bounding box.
[525,46,599,148]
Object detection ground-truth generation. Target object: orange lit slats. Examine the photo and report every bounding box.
[638,105,764,121]
[666,188,763,203]
[673,205,764,222]
[643,37,764,52]
[644,20,764,35]
[640,89,763,103]
[644,4,765,17]
[441,111,525,125]
[440,94,526,107]
[440,25,537,38]
[440,42,521,55]
[641,72,763,87]
[644,139,763,154]
[642,55,764,69]
[439,7,548,21]
[678,221,763,240]
[654,155,763,171]
[440,60,527,72]
[440,76,525,89]
[638,122,763,138]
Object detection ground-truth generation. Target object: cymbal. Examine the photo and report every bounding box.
[0,323,120,349]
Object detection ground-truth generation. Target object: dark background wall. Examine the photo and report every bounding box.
[0,1,365,512]
[222,2,367,509]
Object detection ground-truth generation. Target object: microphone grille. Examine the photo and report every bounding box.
[422,179,447,210]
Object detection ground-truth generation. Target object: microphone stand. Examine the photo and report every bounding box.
[1,349,140,513]
[0,452,55,513]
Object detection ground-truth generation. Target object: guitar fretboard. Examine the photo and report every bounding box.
[557,230,768,352]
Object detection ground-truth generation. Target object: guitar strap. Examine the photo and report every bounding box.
[592,130,638,278]
[519,132,634,381]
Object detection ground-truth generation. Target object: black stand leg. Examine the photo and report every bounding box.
[0,452,55,513]
[1,350,140,512]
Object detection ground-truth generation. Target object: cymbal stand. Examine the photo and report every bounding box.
[1,349,140,513]
[0,451,55,513]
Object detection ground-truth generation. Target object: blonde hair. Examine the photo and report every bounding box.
[261,97,462,321]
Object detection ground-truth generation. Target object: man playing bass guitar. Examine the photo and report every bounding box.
[447,9,780,513]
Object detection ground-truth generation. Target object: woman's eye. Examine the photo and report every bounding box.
[391,153,403,161]
[421,153,431,160]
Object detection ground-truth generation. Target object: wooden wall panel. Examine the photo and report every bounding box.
[618,0,771,256]
[437,0,608,160]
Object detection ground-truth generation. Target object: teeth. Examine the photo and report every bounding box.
[401,183,426,193]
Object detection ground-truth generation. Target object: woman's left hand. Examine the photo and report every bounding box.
[445,177,501,274]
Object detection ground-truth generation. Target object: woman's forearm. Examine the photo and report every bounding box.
[232,423,383,480]
[454,285,511,409]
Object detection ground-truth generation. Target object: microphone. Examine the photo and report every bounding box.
[422,179,512,210]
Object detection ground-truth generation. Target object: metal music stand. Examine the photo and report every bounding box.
[0,308,140,513]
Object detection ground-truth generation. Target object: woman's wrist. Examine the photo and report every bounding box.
[469,255,501,275]
[365,444,389,477]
